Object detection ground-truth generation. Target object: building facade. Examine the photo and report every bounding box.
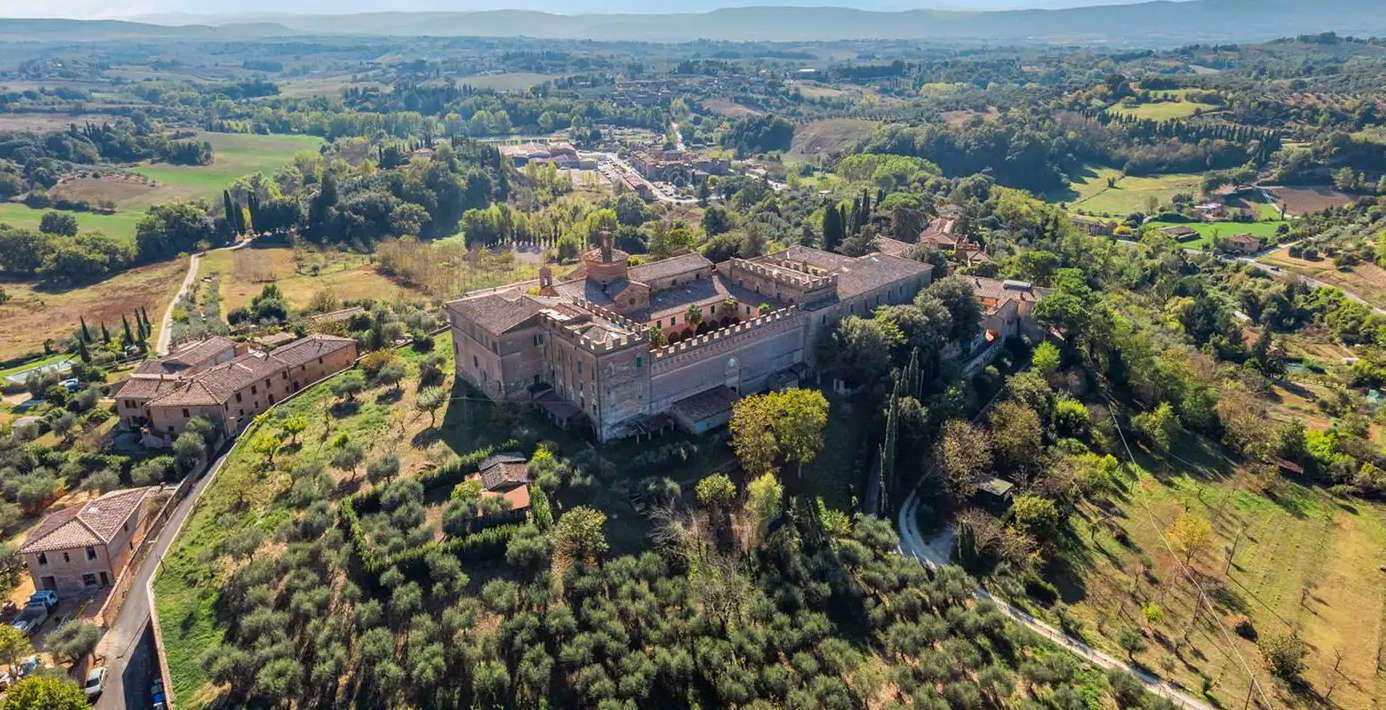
[20,487,155,596]
[115,334,358,445]
[448,239,936,441]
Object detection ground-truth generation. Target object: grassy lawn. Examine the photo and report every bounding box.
[1147,220,1287,249]
[800,393,869,510]
[197,246,430,312]
[1049,168,1203,217]
[1028,435,1386,709]
[0,257,187,361]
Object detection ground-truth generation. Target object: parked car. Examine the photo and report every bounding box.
[83,666,106,698]
[151,678,167,709]
[27,590,57,612]
[9,603,48,636]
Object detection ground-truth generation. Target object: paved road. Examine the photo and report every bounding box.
[1240,255,1386,317]
[895,491,1214,710]
[94,446,234,710]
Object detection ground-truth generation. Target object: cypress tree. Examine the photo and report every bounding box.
[122,314,134,345]
[100,322,110,344]
[79,316,91,343]
[223,190,240,235]
[77,337,90,364]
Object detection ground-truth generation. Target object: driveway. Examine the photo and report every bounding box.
[94,446,234,710]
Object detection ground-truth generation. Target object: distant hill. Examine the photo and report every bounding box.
[0,18,294,41]
[19,0,1386,44]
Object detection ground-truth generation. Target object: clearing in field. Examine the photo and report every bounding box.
[1105,90,1222,120]
[1145,220,1287,248]
[197,246,430,312]
[0,257,188,361]
[1260,246,1386,309]
[1260,185,1358,216]
[787,118,879,158]
[0,112,120,133]
[941,107,1001,128]
[0,203,144,244]
[1033,433,1386,710]
[1050,166,1202,217]
[701,97,764,118]
[457,72,559,91]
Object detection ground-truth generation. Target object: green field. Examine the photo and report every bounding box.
[1147,219,1287,248]
[0,204,144,243]
[128,133,323,207]
[0,133,322,244]
[456,72,560,91]
[1048,167,1203,216]
[1106,89,1222,120]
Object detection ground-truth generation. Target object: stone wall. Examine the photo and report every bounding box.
[650,308,805,412]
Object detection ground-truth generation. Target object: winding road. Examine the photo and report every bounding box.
[155,236,259,356]
[895,490,1214,710]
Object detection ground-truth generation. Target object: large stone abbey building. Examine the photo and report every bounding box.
[446,237,1040,441]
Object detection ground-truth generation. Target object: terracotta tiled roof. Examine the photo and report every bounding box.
[268,333,356,368]
[134,335,238,375]
[627,251,712,283]
[477,454,529,490]
[448,290,547,334]
[113,374,182,402]
[21,487,154,554]
[968,277,1050,307]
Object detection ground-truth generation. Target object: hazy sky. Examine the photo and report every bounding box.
[0,0,1154,19]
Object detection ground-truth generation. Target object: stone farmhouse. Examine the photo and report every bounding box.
[451,234,977,441]
[20,487,156,595]
[114,333,357,445]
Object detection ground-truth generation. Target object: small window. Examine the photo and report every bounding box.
[318,357,323,364]
[251,385,257,395]
[635,357,643,368]
[36,553,46,565]
[82,573,97,588]
[236,392,242,403]
[182,408,190,418]
[63,552,70,563]
[86,546,96,561]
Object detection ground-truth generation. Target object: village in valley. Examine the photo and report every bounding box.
[6,6,1386,710]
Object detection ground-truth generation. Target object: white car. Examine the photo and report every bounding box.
[83,666,106,699]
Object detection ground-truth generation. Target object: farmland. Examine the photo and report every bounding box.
[1260,246,1386,309]
[787,118,879,158]
[1261,185,1359,216]
[0,257,188,361]
[1049,166,1203,216]
[196,245,431,312]
[457,72,560,91]
[1146,220,1288,248]
[0,132,323,244]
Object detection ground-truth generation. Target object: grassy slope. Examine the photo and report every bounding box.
[1031,435,1386,709]
[0,133,322,244]
[1049,168,1203,216]
[154,339,448,707]
[1260,247,1386,309]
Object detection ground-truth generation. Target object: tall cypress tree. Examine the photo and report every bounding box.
[121,314,134,345]
[79,316,91,343]
[100,322,110,344]
[77,337,90,364]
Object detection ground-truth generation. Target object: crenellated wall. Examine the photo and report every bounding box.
[651,307,800,370]
[649,307,806,413]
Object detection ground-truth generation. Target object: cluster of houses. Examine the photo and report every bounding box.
[626,147,729,186]
[497,141,595,169]
[112,333,359,446]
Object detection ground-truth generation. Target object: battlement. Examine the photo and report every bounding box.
[539,301,649,354]
[570,297,647,333]
[728,258,838,291]
[653,306,800,364]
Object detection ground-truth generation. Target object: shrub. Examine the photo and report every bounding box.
[1230,614,1256,640]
